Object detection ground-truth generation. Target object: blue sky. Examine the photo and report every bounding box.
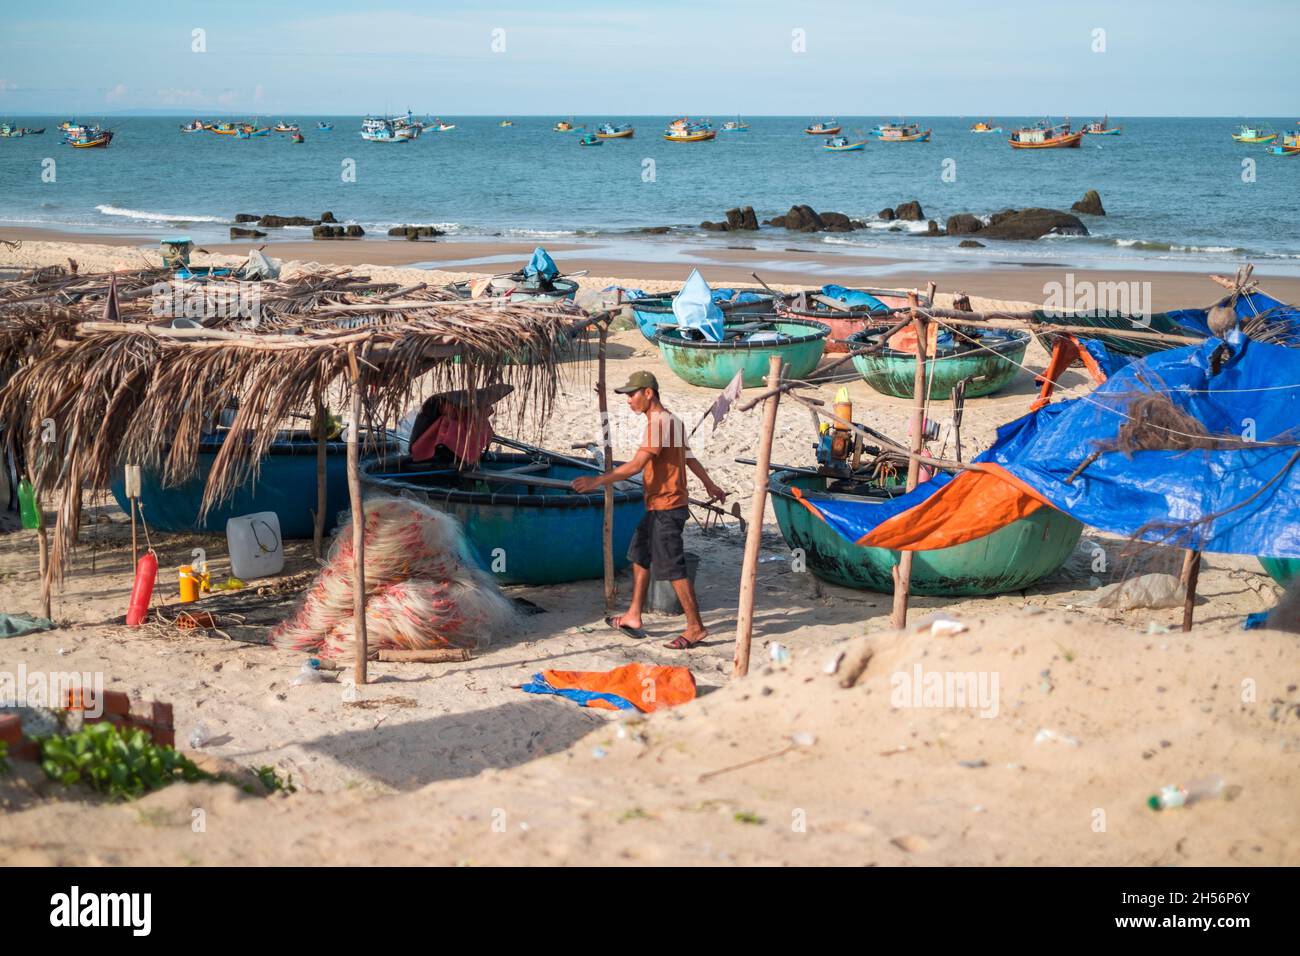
[1,0,1297,115]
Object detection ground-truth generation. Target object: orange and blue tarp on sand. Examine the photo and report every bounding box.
[520,663,697,712]
[795,333,1300,558]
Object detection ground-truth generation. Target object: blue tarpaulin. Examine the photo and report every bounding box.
[672,269,725,342]
[821,284,888,311]
[524,246,559,281]
[806,333,1300,558]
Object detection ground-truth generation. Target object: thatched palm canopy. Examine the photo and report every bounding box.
[0,265,600,589]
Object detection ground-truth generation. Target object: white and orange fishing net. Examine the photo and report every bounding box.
[271,495,514,662]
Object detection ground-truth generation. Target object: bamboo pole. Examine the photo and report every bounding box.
[891,293,928,630]
[346,346,368,685]
[920,309,1202,346]
[313,389,327,561]
[597,323,616,609]
[1181,549,1202,632]
[734,354,784,678]
[36,489,50,619]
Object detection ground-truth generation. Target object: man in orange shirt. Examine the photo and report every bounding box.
[571,371,726,649]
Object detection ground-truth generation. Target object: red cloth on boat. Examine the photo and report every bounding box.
[410,407,494,465]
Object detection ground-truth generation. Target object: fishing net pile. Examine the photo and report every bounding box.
[271,495,515,661]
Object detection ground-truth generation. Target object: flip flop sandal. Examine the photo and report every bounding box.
[605,615,647,640]
[663,635,703,650]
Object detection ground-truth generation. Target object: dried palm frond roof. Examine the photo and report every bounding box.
[0,265,602,592]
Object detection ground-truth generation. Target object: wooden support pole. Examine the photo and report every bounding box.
[36,490,51,620]
[1181,549,1202,632]
[891,293,929,630]
[734,354,784,678]
[313,389,327,561]
[597,323,616,610]
[346,347,368,685]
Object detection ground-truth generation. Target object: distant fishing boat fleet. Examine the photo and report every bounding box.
[12,115,1300,155]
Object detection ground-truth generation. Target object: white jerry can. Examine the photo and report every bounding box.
[226,511,285,580]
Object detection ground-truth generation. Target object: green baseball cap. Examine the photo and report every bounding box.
[614,371,659,394]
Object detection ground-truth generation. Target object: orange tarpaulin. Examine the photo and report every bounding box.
[887,321,940,355]
[533,663,697,712]
[792,463,1054,551]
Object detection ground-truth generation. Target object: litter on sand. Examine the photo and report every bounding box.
[519,663,697,712]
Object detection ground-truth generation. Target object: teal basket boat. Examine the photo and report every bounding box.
[108,433,351,538]
[360,452,645,585]
[845,327,1029,398]
[656,318,830,388]
[769,471,1083,595]
[630,288,777,343]
[1260,556,1299,586]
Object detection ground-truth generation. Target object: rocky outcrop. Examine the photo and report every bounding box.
[230,226,266,239]
[1070,190,1106,216]
[978,208,1089,240]
[958,239,985,248]
[313,224,364,239]
[894,200,925,222]
[945,213,983,236]
[926,220,943,236]
[234,213,261,223]
[387,225,445,239]
[877,207,896,221]
[819,211,856,232]
[700,220,728,231]
[320,211,338,223]
[724,206,760,231]
[260,214,321,228]
[638,226,671,234]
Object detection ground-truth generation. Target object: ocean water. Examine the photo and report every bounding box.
[2,115,1298,273]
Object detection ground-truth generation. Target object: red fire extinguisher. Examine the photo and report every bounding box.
[126,550,158,626]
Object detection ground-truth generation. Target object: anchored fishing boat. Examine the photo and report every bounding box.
[108,431,353,539]
[499,119,514,127]
[805,118,842,135]
[1232,124,1276,144]
[360,115,411,143]
[273,122,299,133]
[578,132,603,146]
[663,117,716,141]
[595,122,634,139]
[444,247,580,303]
[656,318,830,388]
[875,122,931,142]
[290,130,305,144]
[0,123,23,138]
[179,119,207,133]
[777,286,928,353]
[1082,115,1122,135]
[553,118,581,132]
[316,121,334,131]
[68,127,113,148]
[770,471,1082,595]
[629,287,778,343]
[721,117,749,131]
[1009,120,1083,149]
[969,120,1002,133]
[845,326,1029,398]
[209,122,240,135]
[360,445,646,585]
[823,135,867,152]
[433,118,456,131]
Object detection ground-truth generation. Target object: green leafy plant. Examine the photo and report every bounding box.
[248,765,296,794]
[0,739,10,775]
[39,722,215,801]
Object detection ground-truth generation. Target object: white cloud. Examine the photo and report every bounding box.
[253,84,265,102]
[217,89,236,106]
[0,79,17,95]
[156,88,204,106]
[105,82,128,102]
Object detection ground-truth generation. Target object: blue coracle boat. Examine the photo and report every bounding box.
[109,434,352,538]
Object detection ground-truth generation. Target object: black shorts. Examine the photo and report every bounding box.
[627,508,689,580]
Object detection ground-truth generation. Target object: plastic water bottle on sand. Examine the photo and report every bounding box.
[1148,775,1224,810]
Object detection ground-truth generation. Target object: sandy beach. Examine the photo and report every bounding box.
[0,234,1296,867]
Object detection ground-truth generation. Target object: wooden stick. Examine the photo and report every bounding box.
[36,490,51,619]
[1180,549,1202,632]
[920,309,1202,345]
[373,647,471,663]
[734,354,784,678]
[598,324,616,610]
[313,389,327,561]
[891,293,927,630]
[347,346,368,686]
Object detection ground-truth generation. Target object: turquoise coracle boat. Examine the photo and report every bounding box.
[630,288,777,343]
[845,327,1029,398]
[108,434,351,538]
[1260,557,1298,586]
[656,318,830,388]
[360,452,645,585]
[770,472,1083,595]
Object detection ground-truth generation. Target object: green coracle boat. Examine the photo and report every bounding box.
[769,471,1083,595]
[845,327,1029,398]
[1259,556,1298,586]
[655,318,830,388]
